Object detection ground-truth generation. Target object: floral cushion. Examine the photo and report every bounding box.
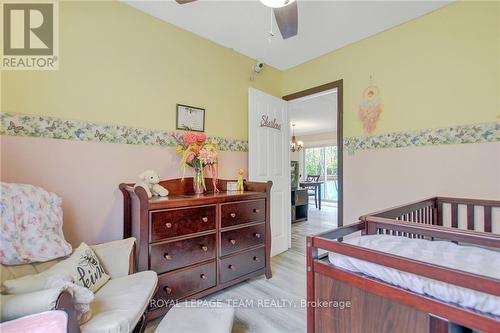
[0,183,72,265]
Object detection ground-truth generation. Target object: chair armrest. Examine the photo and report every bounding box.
[0,288,66,322]
[90,238,136,279]
[55,290,81,333]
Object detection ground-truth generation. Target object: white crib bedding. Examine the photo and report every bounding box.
[327,234,500,316]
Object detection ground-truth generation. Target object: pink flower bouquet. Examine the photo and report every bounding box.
[173,132,219,193]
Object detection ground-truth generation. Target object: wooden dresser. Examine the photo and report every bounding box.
[119,178,272,318]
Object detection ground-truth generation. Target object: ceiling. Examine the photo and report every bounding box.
[289,90,337,136]
[124,0,451,70]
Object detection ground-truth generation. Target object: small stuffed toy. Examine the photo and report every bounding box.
[134,170,169,198]
[236,168,245,192]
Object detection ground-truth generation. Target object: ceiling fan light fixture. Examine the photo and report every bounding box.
[260,0,295,9]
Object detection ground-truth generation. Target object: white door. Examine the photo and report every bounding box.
[248,88,290,256]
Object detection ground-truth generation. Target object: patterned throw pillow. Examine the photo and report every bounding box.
[0,183,72,265]
[64,243,111,292]
[4,243,110,294]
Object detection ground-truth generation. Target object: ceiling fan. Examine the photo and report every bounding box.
[175,0,298,39]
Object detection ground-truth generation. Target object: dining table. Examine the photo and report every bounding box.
[299,181,323,210]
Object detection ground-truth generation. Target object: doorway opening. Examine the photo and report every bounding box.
[284,80,343,252]
[304,145,338,203]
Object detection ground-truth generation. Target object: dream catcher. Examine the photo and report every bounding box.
[358,81,382,135]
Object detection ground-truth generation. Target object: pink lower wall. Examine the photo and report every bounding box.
[344,142,500,225]
[0,135,248,246]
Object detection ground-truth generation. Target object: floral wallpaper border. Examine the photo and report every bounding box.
[1,112,498,154]
[344,121,500,154]
[0,112,248,152]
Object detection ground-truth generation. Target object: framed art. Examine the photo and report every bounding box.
[176,104,205,132]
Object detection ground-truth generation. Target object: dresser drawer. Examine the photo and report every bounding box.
[220,224,265,256]
[220,247,265,283]
[221,200,265,228]
[150,234,216,274]
[155,261,216,302]
[150,205,216,241]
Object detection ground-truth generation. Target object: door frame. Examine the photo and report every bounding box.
[283,79,344,227]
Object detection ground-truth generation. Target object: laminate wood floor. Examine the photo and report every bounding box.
[145,204,337,333]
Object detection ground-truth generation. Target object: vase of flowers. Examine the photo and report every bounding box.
[173,131,219,194]
[193,166,204,194]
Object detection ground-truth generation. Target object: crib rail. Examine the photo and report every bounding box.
[436,197,499,233]
[362,197,500,235]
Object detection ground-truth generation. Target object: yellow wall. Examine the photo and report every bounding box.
[282,1,500,137]
[1,1,282,141]
[2,1,498,140]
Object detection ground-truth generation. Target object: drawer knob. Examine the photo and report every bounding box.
[164,286,172,294]
[253,256,260,262]
[165,222,172,228]
[230,213,236,218]
[229,239,236,245]
[253,208,260,213]
[200,274,208,280]
[201,245,208,252]
[228,264,236,271]
[202,217,208,223]
[163,253,172,260]
[254,233,261,239]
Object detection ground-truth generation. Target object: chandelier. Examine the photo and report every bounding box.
[290,124,303,152]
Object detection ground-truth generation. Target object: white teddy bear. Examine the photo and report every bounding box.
[134,170,169,198]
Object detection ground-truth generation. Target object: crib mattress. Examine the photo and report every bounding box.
[328,234,500,316]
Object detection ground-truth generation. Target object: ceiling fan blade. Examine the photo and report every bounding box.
[273,1,298,39]
[175,0,197,4]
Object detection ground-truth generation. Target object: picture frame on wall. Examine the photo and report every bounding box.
[176,104,205,132]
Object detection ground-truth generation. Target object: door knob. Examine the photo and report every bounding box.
[165,222,172,228]
[202,217,208,223]
[201,245,208,252]
[230,213,236,218]
[164,286,172,294]
[228,264,236,271]
[229,239,236,245]
[253,256,260,262]
[253,208,260,213]
[163,253,172,260]
[254,233,261,239]
[200,274,208,280]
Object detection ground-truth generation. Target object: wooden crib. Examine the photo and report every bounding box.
[306,197,500,333]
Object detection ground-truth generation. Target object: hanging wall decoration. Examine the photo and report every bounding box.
[358,84,383,135]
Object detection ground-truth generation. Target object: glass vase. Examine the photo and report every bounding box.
[193,168,204,194]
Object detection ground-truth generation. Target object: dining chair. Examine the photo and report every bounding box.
[305,175,320,208]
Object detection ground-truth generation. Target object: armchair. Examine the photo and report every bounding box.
[1,238,158,333]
